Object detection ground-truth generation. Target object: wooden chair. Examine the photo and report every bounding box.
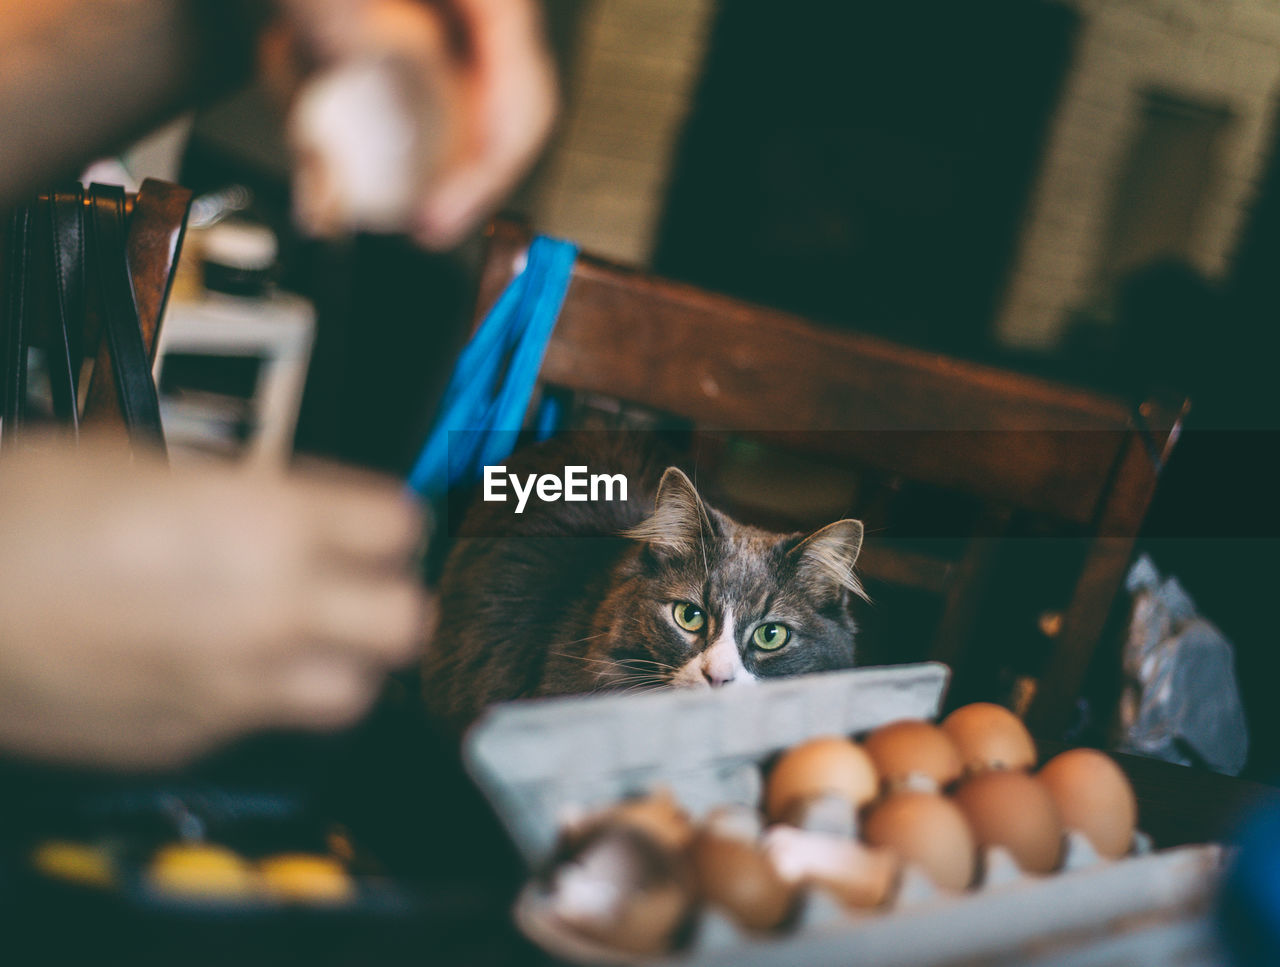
[470,219,1188,739]
[1,178,192,440]
[81,178,193,427]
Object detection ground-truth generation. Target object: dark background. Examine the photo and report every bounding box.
[7,4,1280,960]
[175,1,1280,778]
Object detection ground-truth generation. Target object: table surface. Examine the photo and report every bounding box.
[6,708,1278,965]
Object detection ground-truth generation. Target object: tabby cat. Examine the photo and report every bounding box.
[423,438,866,726]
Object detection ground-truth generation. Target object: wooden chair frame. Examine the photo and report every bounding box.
[471,219,1188,737]
[81,178,192,424]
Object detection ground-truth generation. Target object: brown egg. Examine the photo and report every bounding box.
[546,823,696,955]
[607,790,696,852]
[762,825,899,908]
[941,703,1037,773]
[1037,748,1138,859]
[765,736,879,824]
[863,720,963,791]
[862,791,976,891]
[692,822,796,932]
[952,770,1064,874]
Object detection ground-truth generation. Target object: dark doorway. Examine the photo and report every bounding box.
[652,0,1080,357]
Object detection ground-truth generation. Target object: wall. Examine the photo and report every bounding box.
[995,0,1280,351]
[528,0,718,264]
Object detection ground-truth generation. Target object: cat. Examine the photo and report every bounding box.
[422,436,867,726]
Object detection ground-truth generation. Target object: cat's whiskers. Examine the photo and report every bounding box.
[549,652,679,677]
[615,657,679,672]
[697,508,710,579]
[579,665,652,688]
[611,679,669,696]
[549,650,639,668]
[597,658,680,691]
[586,674,668,695]
[614,670,670,681]
[543,632,609,655]
[696,466,716,578]
[603,669,672,692]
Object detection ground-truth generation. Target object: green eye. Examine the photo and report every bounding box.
[672,602,706,632]
[752,623,791,651]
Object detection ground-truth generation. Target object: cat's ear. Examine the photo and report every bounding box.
[624,467,714,557]
[789,519,868,601]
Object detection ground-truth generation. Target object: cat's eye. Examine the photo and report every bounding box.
[752,623,791,651]
[672,602,706,632]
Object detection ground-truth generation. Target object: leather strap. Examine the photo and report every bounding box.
[2,183,170,455]
[1,203,32,450]
[87,184,167,454]
[44,186,86,432]
[81,178,191,429]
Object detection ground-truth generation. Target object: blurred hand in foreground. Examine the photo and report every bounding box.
[0,441,432,770]
[264,0,557,247]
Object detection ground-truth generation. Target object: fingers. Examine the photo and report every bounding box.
[245,469,431,668]
[268,656,386,730]
[296,472,425,570]
[0,442,436,769]
[255,468,431,731]
[218,457,425,572]
[276,0,371,59]
[413,0,557,247]
[272,0,557,246]
[303,574,429,665]
[266,564,436,735]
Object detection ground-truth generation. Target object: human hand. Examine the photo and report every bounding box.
[263,0,557,248]
[0,441,431,770]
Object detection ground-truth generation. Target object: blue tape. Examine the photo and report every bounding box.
[407,236,578,497]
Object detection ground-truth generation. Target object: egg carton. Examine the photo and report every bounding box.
[466,663,950,864]
[463,663,1224,966]
[512,835,1222,967]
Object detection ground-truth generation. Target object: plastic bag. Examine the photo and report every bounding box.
[1115,554,1249,776]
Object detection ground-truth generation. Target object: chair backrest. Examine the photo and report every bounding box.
[81,178,193,427]
[2,179,191,451]
[473,219,1188,738]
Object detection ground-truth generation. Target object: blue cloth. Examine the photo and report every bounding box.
[1220,804,1280,966]
[407,236,578,498]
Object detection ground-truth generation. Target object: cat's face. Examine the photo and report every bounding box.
[585,468,865,693]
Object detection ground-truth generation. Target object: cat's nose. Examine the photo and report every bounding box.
[702,633,742,686]
[703,666,735,687]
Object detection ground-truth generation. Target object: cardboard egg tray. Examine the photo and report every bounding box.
[464,663,1226,966]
